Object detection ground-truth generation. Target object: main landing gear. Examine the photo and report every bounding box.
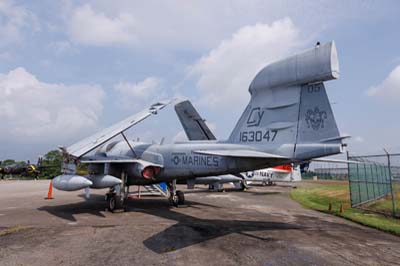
[106,187,124,213]
[105,176,185,212]
[167,180,185,207]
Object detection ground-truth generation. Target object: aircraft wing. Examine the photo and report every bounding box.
[193,149,286,159]
[80,156,138,164]
[80,157,163,167]
[65,100,172,158]
[174,100,216,141]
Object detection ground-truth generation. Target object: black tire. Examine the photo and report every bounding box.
[169,194,179,207]
[239,181,246,191]
[176,191,185,205]
[108,196,116,212]
[108,195,123,212]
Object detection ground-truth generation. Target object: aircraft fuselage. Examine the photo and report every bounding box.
[87,140,340,186]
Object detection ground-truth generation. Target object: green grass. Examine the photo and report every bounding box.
[290,181,400,236]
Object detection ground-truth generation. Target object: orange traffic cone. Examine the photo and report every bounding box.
[45,180,54,200]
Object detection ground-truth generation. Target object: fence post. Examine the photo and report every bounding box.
[384,148,396,217]
[346,151,353,206]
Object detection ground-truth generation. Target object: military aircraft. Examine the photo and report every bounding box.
[0,159,42,179]
[53,41,347,211]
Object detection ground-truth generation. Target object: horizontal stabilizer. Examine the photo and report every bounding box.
[65,100,172,158]
[193,149,286,159]
[320,135,351,143]
[311,158,360,164]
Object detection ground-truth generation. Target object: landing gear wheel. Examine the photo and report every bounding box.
[169,193,179,207]
[169,191,185,207]
[107,194,123,212]
[239,181,247,191]
[108,195,116,212]
[176,190,185,205]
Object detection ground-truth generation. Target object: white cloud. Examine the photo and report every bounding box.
[189,18,303,110]
[49,41,76,55]
[0,51,13,61]
[0,67,105,142]
[68,4,136,46]
[367,65,400,101]
[354,136,364,143]
[62,1,373,51]
[0,0,39,47]
[172,131,188,142]
[113,77,165,109]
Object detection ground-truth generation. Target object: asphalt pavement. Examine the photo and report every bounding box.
[0,180,399,266]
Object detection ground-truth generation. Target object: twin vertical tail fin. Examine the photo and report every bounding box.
[174,100,217,141]
[228,41,345,160]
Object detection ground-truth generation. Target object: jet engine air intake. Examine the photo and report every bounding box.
[142,166,161,179]
[131,160,163,180]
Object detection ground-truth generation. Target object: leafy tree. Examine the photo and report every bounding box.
[39,150,62,179]
[76,163,89,176]
[1,159,16,166]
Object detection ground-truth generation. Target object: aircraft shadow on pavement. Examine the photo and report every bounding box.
[38,194,108,222]
[247,191,282,196]
[119,200,303,254]
[37,194,221,222]
[139,207,302,253]
[184,188,247,194]
[38,195,303,253]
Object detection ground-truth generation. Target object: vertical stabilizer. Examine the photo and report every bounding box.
[228,42,343,159]
[294,82,342,159]
[175,100,216,141]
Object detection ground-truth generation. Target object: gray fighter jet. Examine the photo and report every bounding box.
[53,41,346,211]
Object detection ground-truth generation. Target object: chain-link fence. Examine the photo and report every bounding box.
[347,152,399,217]
[301,152,400,217]
[302,162,348,180]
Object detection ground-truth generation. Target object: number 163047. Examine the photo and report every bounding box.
[239,130,278,142]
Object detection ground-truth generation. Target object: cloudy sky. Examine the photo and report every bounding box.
[1,0,400,161]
